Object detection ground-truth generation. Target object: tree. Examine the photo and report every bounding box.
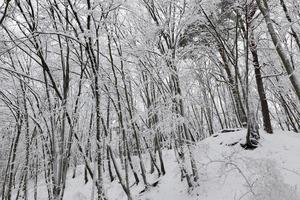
[0,0,10,25]
[256,0,300,100]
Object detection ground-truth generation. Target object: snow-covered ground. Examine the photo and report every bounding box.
[24,129,300,200]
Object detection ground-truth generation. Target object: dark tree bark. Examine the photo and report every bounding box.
[244,2,273,133]
[249,31,273,133]
[256,0,300,100]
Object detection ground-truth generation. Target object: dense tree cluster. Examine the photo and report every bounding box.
[0,0,299,199]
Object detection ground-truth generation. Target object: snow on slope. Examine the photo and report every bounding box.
[23,129,300,200]
[192,129,300,200]
[142,129,300,200]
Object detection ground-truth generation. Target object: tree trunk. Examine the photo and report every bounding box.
[256,0,300,100]
[244,4,273,133]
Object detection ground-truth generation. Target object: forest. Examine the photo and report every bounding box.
[0,0,300,199]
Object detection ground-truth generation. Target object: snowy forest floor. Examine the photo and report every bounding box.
[20,129,300,200]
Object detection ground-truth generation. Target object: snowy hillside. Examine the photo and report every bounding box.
[23,129,300,200]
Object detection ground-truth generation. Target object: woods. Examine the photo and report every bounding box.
[0,0,299,199]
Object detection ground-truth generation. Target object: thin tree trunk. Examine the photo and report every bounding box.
[107,145,132,200]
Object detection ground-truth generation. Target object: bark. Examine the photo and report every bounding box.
[256,0,300,100]
[126,141,140,185]
[21,83,29,200]
[218,46,247,125]
[279,0,300,50]
[238,3,273,133]
[107,146,132,200]
[249,31,273,133]
[0,0,10,25]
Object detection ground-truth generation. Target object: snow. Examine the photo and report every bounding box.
[19,129,300,200]
[193,129,300,200]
